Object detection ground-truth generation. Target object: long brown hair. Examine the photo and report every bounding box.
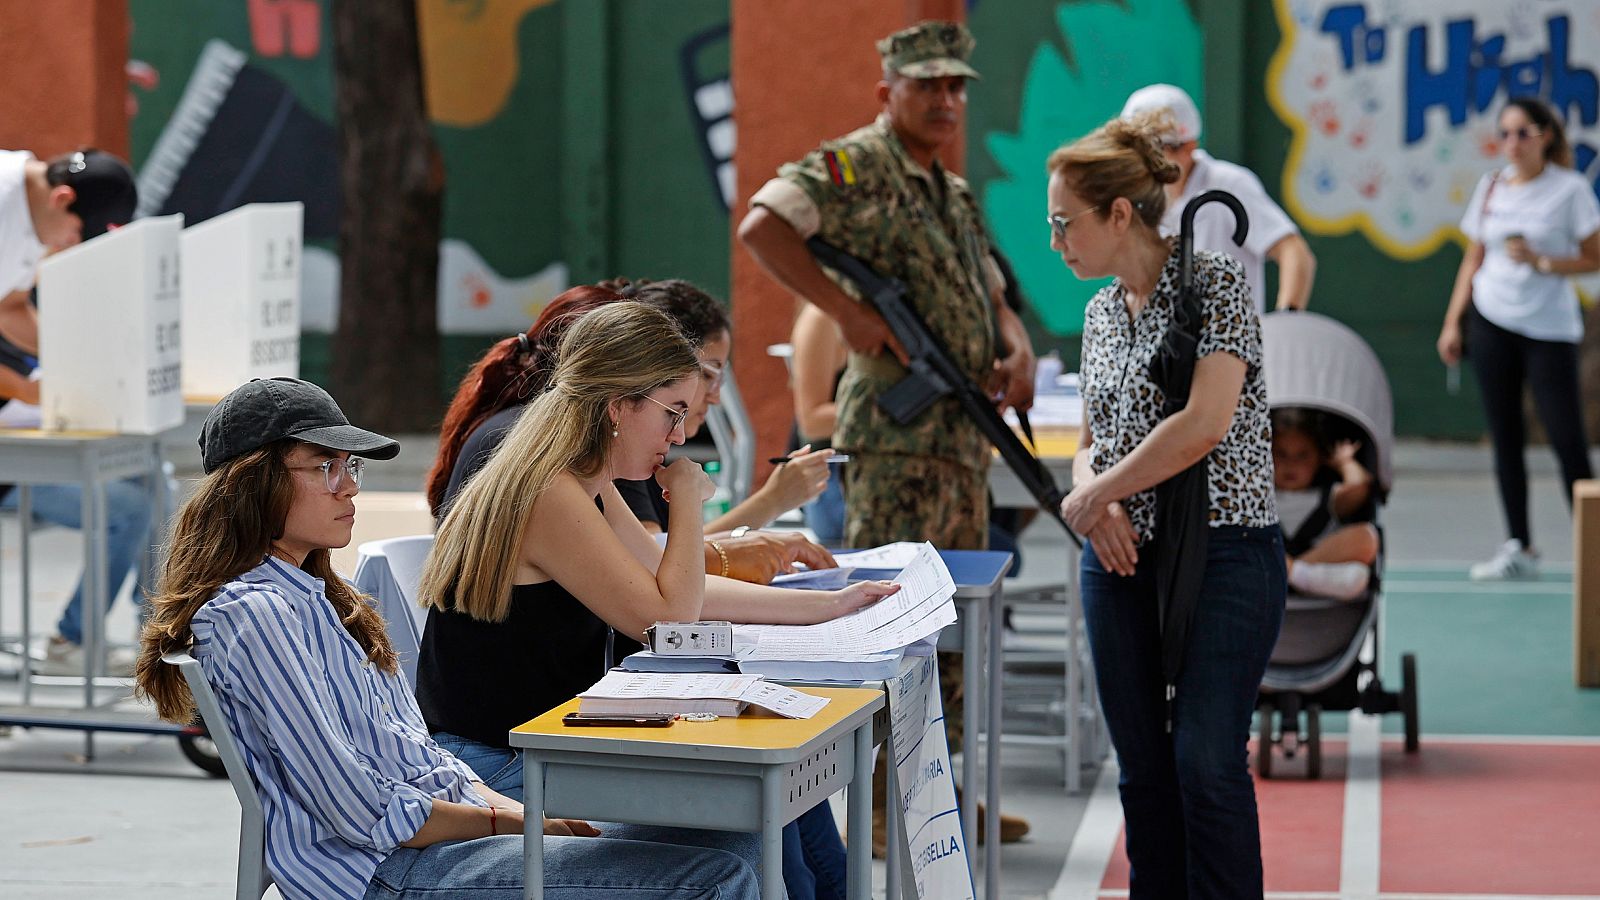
[135,440,397,724]
[421,303,698,623]
[425,285,627,517]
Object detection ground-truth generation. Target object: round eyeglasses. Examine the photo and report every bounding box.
[1047,205,1100,240]
[291,457,365,493]
[699,360,727,391]
[642,394,690,434]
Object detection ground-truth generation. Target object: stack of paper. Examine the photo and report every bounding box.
[618,542,958,684]
[578,671,830,719]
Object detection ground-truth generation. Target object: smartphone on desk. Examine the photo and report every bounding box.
[562,712,676,727]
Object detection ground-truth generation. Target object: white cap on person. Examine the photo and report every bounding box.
[1121,84,1202,144]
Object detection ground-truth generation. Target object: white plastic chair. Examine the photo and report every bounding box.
[351,534,436,683]
[703,368,756,503]
[164,651,274,900]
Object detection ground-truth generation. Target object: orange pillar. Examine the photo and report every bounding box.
[729,0,966,487]
[0,0,130,159]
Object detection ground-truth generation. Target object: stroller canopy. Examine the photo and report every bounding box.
[1262,311,1394,492]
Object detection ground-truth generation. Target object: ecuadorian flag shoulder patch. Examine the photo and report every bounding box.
[823,149,857,187]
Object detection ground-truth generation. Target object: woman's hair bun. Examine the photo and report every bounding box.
[1111,112,1182,185]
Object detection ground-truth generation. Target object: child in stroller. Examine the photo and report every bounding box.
[1272,407,1381,600]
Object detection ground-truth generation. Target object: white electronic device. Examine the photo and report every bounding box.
[645,621,734,655]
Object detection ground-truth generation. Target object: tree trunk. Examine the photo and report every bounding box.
[330,0,443,432]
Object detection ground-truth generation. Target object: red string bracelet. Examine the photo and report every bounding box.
[489,805,498,836]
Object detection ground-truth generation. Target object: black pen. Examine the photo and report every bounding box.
[767,454,851,465]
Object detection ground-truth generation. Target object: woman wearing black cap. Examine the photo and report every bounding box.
[135,377,759,900]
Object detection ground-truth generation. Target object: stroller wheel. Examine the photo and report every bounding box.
[1306,704,1323,780]
[1256,703,1275,779]
[1401,652,1420,753]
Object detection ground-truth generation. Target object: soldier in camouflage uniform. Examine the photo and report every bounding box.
[740,20,1034,553]
[738,20,1036,848]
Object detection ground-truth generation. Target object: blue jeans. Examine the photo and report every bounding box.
[802,473,845,546]
[1081,525,1286,900]
[1,479,152,645]
[433,731,843,899]
[365,832,759,899]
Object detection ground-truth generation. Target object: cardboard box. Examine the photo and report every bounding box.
[1576,480,1600,688]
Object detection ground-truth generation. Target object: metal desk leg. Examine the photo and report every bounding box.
[961,599,980,855]
[20,485,34,705]
[1066,544,1083,794]
[886,754,902,900]
[848,723,872,900]
[985,584,1003,899]
[523,754,543,900]
[81,478,104,761]
[760,768,785,900]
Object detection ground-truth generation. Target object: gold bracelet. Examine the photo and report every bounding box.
[707,540,730,578]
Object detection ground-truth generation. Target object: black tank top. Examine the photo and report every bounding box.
[414,580,609,748]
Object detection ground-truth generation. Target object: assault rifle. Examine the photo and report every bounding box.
[805,237,1080,545]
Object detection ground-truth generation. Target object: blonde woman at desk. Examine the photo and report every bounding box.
[134,377,760,900]
[414,304,897,834]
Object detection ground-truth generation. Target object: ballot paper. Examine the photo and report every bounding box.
[735,542,957,660]
[832,542,923,569]
[578,671,830,719]
[621,647,903,683]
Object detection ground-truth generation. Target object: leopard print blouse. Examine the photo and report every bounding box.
[1080,244,1278,543]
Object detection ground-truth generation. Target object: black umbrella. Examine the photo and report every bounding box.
[1148,189,1248,732]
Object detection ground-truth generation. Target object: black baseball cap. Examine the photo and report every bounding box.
[199,377,400,474]
[49,149,138,240]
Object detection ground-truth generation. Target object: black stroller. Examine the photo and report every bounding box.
[1254,310,1419,779]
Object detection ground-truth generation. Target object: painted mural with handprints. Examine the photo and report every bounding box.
[1269,0,1600,259]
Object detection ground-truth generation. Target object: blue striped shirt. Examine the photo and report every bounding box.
[190,556,486,900]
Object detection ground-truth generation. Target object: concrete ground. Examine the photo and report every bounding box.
[0,439,1593,898]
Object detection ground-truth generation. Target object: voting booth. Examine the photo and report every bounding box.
[37,214,186,434]
[180,202,303,398]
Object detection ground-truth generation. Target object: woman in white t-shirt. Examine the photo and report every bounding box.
[1438,97,1600,580]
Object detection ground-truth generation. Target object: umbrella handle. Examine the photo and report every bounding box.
[1178,190,1249,295]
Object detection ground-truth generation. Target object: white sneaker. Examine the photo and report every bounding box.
[32,636,136,677]
[1469,539,1540,581]
[1288,561,1371,600]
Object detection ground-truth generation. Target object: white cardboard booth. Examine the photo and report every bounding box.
[180,202,303,398]
[38,214,186,434]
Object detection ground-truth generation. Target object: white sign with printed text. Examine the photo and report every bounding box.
[887,655,974,900]
[38,214,185,434]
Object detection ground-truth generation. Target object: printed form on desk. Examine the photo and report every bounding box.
[737,542,957,660]
[580,671,830,719]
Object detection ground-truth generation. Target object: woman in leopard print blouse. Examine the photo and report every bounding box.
[1045,113,1286,900]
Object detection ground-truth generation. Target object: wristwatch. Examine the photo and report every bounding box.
[1536,255,1554,274]
[730,525,751,539]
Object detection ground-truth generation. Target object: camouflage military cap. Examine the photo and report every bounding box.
[877,21,980,80]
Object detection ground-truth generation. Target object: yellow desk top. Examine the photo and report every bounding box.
[995,426,1078,461]
[510,687,881,752]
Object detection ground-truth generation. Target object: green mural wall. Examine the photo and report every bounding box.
[965,0,1484,438]
[125,0,731,404]
[971,0,1204,347]
[124,0,1492,438]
